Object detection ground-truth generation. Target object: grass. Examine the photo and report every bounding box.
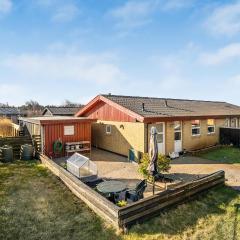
[1,160,240,240]
[0,160,118,240]
[198,146,240,164]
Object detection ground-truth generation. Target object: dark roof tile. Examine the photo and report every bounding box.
[43,106,84,116]
[0,107,19,115]
[102,94,240,118]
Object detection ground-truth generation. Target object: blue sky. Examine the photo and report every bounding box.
[1,0,240,106]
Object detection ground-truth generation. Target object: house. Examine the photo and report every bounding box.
[19,116,95,158]
[0,107,19,123]
[75,94,240,160]
[42,106,83,117]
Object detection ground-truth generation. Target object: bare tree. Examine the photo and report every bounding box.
[62,99,82,107]
[20,100,44,117]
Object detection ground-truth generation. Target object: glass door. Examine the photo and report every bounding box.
[174,121,182,153]
[155,123,165,155]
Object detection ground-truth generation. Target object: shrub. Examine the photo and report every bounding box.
[0,118,13,137]
[138,153,171,180]
[116,200,127,207]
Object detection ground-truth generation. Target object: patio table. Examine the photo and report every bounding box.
[96,180,127,195]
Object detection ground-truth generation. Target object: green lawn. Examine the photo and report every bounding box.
[1,160,240,240]
[198,147,240,164]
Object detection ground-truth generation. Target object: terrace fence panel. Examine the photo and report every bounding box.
[39,154,225,231]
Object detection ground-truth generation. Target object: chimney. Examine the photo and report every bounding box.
[142,103,145,111]
[164,99,168,107]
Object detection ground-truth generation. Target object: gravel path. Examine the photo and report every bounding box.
[170,156,240,191]
[55,149,240,195]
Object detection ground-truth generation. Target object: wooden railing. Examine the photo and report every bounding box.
[32,135,41,152]
[12,123,21,136]
[118,170,225,228]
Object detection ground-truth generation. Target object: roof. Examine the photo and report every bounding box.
[76,94,240,122]
[0,107,19,115]
[42,106,83,116]
[19,116,96,125]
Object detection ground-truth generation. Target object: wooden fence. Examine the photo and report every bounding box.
[39,154,225,231]
[32,135,41,153]
[0,122,20,137]
[39,154,120,228]
[0,136,33,160]
[220,127,240,147]
[11,123,21,137]
[118,171,225,228]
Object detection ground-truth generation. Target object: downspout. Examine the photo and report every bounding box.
[146,123,149,154]
[40,125,45,154]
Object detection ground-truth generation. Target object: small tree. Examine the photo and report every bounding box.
[138,153,171,181]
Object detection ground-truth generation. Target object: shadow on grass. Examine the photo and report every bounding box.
[0,160,121,240]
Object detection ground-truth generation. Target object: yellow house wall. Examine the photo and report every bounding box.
[92,118,226,157]
[182,119,226,151]
[147,119,226,155]
[147,122,174,155]
[92,121,145,156]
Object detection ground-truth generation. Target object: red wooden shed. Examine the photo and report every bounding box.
[19,116,96,158]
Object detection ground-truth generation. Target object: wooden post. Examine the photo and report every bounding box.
[152,176,155,195]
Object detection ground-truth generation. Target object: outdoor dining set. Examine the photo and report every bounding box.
[94,179,147,204]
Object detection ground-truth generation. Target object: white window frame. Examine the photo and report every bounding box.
[231,118,238,128]
[106,125,111,135]
[207,119,215,135]
[191,120,201,136]
[225,118,230,127]
[64,125,74,136]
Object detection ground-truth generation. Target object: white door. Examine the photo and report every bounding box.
[174,121,182,153]
[155,123,165,155]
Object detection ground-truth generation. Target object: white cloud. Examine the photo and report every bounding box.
[0,52,124,84]
[199,43,240,65]
[205,2,240,36]
[108,0,195,29]
[0,0,12,14]
[52,4,80,23]
[109,0,156,28]
[162,0,195,11]
[34,1,80,23]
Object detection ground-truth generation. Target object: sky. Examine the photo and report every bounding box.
[1,0,240,106]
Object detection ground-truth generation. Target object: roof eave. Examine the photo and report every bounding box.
[143,114,240,123]
[75,95,145,122]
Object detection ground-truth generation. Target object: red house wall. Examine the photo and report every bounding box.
[43,122,91,157]
[83,101,136,122]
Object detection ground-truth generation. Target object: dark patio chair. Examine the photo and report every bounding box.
[85,178,103,188]
[114,190,127,203]
[126,179,147,202]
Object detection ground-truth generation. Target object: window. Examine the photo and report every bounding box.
[225,118,230,127]
[191,120,200,136]
[64,125,74,135]
[174,121,181,141]
[231,118,238,128]
[106,125,111,134]
[207,119,215,134]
